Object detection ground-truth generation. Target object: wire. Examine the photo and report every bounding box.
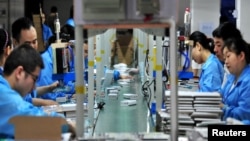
[144,49,150,78]
[162,41,169,83]
[141,80,149,97]
[141,78,156,118]
[179,49,190,72]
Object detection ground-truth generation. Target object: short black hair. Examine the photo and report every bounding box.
[3,44,44,76]
[212,22,242,40]
[224,38,250,64]
[12,17,34,42]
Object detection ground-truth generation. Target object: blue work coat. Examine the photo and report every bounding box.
[43,24,53,43]
[0,76,63,139]
[37,46,59,100]
[219,65,250,121]
[0,68,35,104]
[23,90,37,104]
[199,54,224,92]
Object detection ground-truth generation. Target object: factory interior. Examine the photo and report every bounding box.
[0,0,250,140]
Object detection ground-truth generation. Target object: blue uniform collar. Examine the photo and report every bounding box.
[237,65,250,83]
[201,54,215,70]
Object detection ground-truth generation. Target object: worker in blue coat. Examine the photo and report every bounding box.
[0,44,75,139]
[212,22,243,88]
[0,28,12,75]
[41,13,53,46]
[189,31,224,92]
[219,37,250,121]
[37,44,60,100]
[37,43,68,100]
[39,13,54,95]
[12,17,59,105]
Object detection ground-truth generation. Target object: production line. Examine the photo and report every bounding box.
[1,0,250,140]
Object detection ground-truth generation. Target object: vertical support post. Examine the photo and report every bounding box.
[155,36,162,111]
[104,29,115,68]
[138,30,145,83]
[95,35,102,101]
[98,34,107,100]
[75,25,84,138]
[103,30,109,68]
[133,28,139,68]
[148,35,154,104]
[88,36,95,125]
[169,19,178,141]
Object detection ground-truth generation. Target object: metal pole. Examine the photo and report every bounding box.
[138,30,145,83]
[155,36,163,110]
[133,28,138,68]
[148,34,154,104]
[104,29,115,68]
[75,25,85,138]
[88,36,95,125]
[100,34,105,87]
[169,19,178,141]
[95,35,102,100]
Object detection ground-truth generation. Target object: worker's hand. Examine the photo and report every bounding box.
[49,81,60,92]
[43,99,59,106]
[71,94,76,99]
[126,68,139,75]
[33,98,58,107]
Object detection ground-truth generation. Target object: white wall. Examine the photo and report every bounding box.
[177,0,190,26]
[190,0,220,37]
[236,0,250,43]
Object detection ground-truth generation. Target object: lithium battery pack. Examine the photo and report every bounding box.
[57,103,88,118]
[56,96,67,103]
[109,89,119,93]
[105,87,119,94]
[118,81,130,85]
[112,85,122,90]
[123,93,138,100]
[108,93,118,99]
[120,100,137,106]
[118,79,134,83]
[59,103,87,111]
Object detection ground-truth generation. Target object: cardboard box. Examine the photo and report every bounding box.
[9,116,67,141]
[32,15,45,53]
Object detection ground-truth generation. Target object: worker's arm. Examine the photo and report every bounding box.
[32,98,58,106]
[36,81,59,96]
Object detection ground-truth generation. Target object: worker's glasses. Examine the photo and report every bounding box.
[25,70,40,82]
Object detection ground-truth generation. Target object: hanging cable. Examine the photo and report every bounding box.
[144,49,150,78]
[162,38,169,83]
[179,48,190,72]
